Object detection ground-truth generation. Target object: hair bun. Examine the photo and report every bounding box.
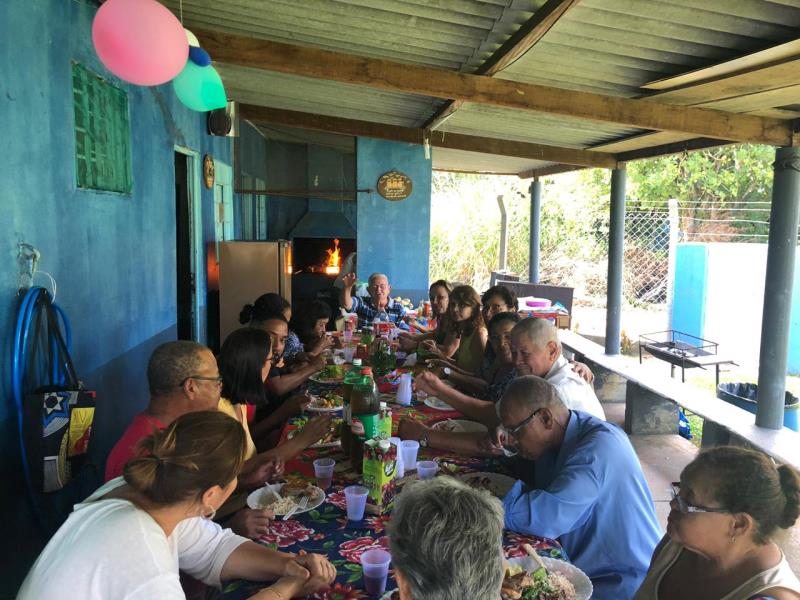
[239,304,254,324]
[778,464,800,529]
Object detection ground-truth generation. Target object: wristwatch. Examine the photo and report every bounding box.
[419,435,429,448]
[443,367,452,378]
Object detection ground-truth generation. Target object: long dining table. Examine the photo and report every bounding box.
[222,381,567,600]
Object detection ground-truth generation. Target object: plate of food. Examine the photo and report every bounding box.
[431,419,488,433]
[309,364,346,384]
[287,416,343,448]
[502,556,592,600]
[458,472,516,498]
[306,392,344,412]
[423,396,454,411]
[246,481,326,517]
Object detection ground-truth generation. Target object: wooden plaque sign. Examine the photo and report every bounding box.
[377,170,412,201]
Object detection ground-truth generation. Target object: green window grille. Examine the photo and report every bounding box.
[72,62,132,193]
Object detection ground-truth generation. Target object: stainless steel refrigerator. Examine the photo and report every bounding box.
[217,241,292,343]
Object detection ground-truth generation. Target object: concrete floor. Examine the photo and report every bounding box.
[603,402,800,573]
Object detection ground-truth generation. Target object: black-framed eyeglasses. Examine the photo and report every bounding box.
[179,375,224,387]
[670,482,730,515]
[502,408,542,438]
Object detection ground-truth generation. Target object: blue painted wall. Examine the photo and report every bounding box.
[356,138,431,303]
[1,0,231,587]
[671,244,708,340]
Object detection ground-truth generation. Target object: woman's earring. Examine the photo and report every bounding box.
[203,504,217,520]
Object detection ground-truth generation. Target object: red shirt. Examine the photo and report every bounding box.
[104,412,165,481]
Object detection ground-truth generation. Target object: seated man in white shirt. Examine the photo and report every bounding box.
[398,317,604,454]
[510,317,605,420]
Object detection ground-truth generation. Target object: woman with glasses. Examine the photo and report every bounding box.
[20,411,336,599]
[634,446,800,600]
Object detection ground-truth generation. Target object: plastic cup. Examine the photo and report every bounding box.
[360,548,391,596]
[313,458,335,490]
[416,460,438,480]
[344,485,369,521]
[343,344,356,362]
[400,440,420,472]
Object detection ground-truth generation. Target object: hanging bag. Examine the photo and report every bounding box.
[20,295,96,493]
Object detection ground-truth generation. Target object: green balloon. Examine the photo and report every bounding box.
[173,60,227,112]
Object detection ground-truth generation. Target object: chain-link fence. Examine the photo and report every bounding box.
[538,209,671,308]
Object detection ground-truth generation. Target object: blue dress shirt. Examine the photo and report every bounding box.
[503,411,662,600]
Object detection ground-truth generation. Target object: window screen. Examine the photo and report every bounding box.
[72,62,132,193]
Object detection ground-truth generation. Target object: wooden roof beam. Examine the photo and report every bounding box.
[423,0,580,130]
[240,105,618,169]
[196,30,794,146]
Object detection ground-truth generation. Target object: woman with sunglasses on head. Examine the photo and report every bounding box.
[217,328,330,537]
[634,446,800,600]
[19,411,336,599]
[419,285,487,374]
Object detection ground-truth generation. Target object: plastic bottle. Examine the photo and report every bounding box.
[341,358,363,456]
[350,367,380,473]
[396,372,412,406]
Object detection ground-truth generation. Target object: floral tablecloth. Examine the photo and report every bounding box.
[222,394,566,600]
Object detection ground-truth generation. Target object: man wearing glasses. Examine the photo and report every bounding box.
[104,340,224,481]
[499,376,661,600]
[340,272,409,330]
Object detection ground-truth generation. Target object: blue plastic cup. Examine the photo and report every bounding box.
[344,485,369,521]
[361,548,391,595]
[416,460,438,480]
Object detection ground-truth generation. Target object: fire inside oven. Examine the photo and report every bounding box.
[292,237,356,276]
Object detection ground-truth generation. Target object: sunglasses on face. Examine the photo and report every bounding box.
[670,482,731,515]
[500,408,543,438]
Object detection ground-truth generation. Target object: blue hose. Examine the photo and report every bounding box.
[12,287,73,511]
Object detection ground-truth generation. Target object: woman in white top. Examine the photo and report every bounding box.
[634,446,800,600]
[18,410,336,599]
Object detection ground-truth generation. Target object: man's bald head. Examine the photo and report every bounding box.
[510,318,560,352]
[499,375,564,417]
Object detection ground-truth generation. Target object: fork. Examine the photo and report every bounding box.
[283,495,309,521]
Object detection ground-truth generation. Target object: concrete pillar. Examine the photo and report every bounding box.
[605,168,626,355]
[529,178,542,283]
[756,147,800,429]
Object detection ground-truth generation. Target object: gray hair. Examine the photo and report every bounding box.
[368,272,389,286]
[147,341,207,396]
[389,477,505,600]
[511,317,561,352]
[499,375,565,415]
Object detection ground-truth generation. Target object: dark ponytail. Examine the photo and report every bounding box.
[778,464,800,529]
[124,411,246,506]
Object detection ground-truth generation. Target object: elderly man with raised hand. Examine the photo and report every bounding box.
[511,317,605,420]
[339,271,409,330]
[389,477,506,600]
[499,375,662,600]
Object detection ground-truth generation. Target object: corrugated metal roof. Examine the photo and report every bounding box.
[500,0,800,98]
[166,0,800,173]
[164,0,546,71]
[432,147,556,174]
[223,67,440,127]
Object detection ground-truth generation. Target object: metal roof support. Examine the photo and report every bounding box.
[529,178,542,283]
[756,147,800,429]
[605,167,626,355]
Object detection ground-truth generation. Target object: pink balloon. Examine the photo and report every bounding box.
[92,0,188,86]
